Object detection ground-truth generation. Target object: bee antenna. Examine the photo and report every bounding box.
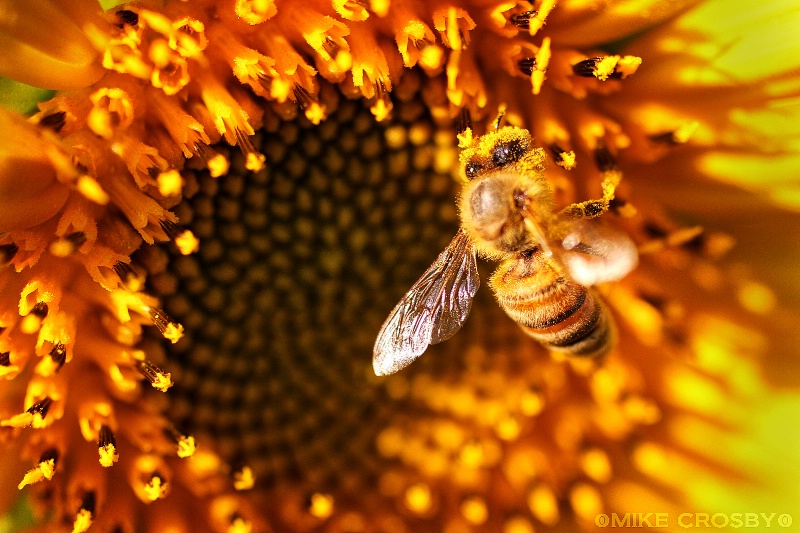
[457,108,473,135]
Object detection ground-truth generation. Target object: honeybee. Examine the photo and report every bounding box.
[373,122,639,376]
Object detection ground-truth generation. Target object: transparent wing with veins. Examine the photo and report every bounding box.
[373,230,480,376]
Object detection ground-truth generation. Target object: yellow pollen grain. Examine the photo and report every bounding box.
[157,170,183,197]
[245,152,266,172]
[405,482,433,515]
[162,322,185,344]
[528,484,559,526]
[309,493,335,519]
[569,483,603,519]
[737,281,776,314]
[233,466,255,490]
[76,176,110,205]
[208,153,230,178]
[580,448,612,483]
[594,56,621,81]
[556,150,576,170]
[175,230,200,255]
[144,476,168,501]
[18,459,56,489]
[99,443,119,467]
[72,509,93,533]
[615,55,643,78]
[176,435,196,458]
[371,98,392,122]
[150,371,173,392]
[460,496,488,525]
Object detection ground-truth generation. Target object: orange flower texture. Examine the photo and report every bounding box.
[1,0,799,532]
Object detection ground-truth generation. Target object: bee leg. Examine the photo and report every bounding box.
[558,175,619,219]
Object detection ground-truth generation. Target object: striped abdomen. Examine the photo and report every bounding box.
[489,250,614,357]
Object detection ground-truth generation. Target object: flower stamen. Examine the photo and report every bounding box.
[72,491,95,533]
[549,144,577,170]
[49,232,88,258]
[98,424,120,467]
[160,220,200,256]
[165,425,196,458]
[113,262,145,292]
[0,243,19,265]
[18,449,58,489]
[572,56,642,81]
[115,9,139,29]
[135,359,173,392]
[39,111,68,133]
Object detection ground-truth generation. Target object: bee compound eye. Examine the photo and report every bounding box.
[492,140,524,167]
[465,161,483,180]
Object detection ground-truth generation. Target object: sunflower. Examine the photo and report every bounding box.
[1,0,799,532]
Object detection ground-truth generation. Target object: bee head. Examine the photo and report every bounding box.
[459,126,534,181]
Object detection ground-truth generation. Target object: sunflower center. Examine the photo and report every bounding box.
[143,94,459,491]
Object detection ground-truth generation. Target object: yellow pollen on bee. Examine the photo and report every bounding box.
[404,482,433,515]
[233,466,255,491]
[72,509,93,533]
[460,496,488,525]
[18,458,56,489]
[309,493,335,519]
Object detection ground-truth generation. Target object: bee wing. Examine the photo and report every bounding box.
[373,230,480,376]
